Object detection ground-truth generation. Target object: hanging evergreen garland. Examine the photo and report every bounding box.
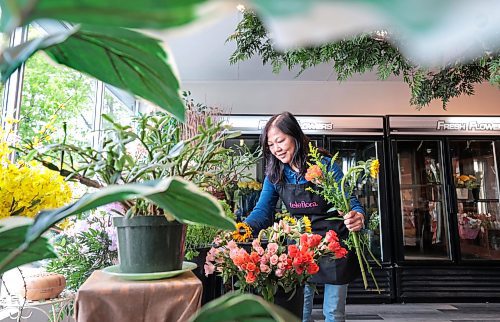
[228,11,499,109]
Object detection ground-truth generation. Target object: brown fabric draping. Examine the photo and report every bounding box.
[74,270,202,322]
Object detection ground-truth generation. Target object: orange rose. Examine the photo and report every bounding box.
[305,165,323,183]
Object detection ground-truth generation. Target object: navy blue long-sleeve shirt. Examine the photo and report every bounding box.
[245,157,365,232]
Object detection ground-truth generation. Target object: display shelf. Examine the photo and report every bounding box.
[400,183,443,188]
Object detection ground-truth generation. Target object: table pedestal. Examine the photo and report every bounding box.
[74,270,202,322]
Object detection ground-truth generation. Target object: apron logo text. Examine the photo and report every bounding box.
[289,201,319,209]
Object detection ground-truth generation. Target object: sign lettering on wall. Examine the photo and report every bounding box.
[258,120,334,131]
[436,120,500,131]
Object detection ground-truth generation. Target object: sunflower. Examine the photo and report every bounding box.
[232,222,252,242]
[283,215,297,225]
[302,216,312,233]
[370,159,380,179]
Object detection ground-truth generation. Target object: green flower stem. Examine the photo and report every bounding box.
[340,166,368,290]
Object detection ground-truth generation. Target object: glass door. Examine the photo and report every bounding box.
[394,140,451,260]
[329,140,383,261]
[449,140,500,260]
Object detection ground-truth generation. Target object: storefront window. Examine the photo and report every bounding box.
[450,140,500,260]
[102,86,135,129]
[396,140,451,260]
[19,25,95,146]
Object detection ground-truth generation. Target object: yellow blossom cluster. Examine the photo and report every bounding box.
[0,131,72,218]
[237,180,262,191]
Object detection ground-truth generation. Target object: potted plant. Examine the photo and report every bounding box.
[203,144,262,208]
[15,108,237,274]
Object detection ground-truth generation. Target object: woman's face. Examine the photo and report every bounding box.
[266,126,296,165]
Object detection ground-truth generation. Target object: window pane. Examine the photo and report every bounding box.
[450,140,500,260]
[102,86,135,129]
[19,25,95,146]
[395,140,451,260]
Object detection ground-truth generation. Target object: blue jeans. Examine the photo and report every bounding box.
[302,283,348,322]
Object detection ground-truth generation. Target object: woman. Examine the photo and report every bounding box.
[245,112,366,322]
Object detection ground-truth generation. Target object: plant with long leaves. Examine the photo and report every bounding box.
[305,143,381,292]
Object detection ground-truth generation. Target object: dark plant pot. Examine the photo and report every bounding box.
[274,286,304,319]
[188,246,223,305]
[113,216,186,273]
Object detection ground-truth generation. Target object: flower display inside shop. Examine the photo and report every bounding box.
[455,174,481,190]
[232,222,253,242]
[237,180,263,194]
[305,143,381,291]
[204,218,347,303]
[0,130,72,219]
[47,211,118,290]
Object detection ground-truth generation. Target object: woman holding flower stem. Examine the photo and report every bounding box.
[306,144,381,292]
[245,112,366,322]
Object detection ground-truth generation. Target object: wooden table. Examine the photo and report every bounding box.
[74,270,202,322]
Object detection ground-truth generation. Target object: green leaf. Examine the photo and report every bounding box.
[167,141,185,159]
[3,0,208,32]
[26,177,235,244]
[190,292,299,322]
[0,28,77,82]
[0,217,57,274]
[44,26,185,121]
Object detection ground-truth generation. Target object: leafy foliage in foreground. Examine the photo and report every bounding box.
[228,11,499,108]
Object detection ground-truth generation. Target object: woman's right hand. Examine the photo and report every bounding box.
[343,210,365,232]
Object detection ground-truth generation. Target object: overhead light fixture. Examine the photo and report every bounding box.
[236,4,245,12]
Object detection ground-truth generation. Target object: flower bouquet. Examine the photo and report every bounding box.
[305,143,381,291]
[455,174,480,190]
[204,217,347,303]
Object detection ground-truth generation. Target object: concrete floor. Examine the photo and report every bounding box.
[311,303,500,322]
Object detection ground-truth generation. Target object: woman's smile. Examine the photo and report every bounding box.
[267,126,296,165]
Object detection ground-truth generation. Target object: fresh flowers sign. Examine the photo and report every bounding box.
[204,217,347,302]
[305,143,381,291]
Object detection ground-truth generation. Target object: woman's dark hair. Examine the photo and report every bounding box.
[260,112,310,183]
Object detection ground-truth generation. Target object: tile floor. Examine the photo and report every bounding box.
[311,303,500,322]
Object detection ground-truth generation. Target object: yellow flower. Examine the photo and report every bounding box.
[232,222,252,242]
[5,117,19,124]
[0,134,72,219]
[458,175,470,182]
[56,218,73,230]
[283,215,297,225]
[302,216,312,233]
[370,159,380,179]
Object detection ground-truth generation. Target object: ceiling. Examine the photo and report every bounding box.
[160,11,402,83]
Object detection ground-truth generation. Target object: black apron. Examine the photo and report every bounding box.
[277,182,360,285]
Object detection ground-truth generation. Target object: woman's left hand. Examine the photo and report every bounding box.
[343,210,365,232]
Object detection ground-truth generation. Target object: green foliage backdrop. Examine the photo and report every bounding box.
[228,11,500,108]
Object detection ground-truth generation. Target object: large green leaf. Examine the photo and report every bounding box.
[0,217,57,274]
[26,177,235,244]
[43,25,185,121]
[0,177,234,273]
[190,292,300,322]
[1,0,208,33]
[0,28,77,82]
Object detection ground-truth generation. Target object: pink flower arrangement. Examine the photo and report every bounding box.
[204,218,347,302]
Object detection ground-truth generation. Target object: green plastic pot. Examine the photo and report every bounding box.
[113,216,186,273]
